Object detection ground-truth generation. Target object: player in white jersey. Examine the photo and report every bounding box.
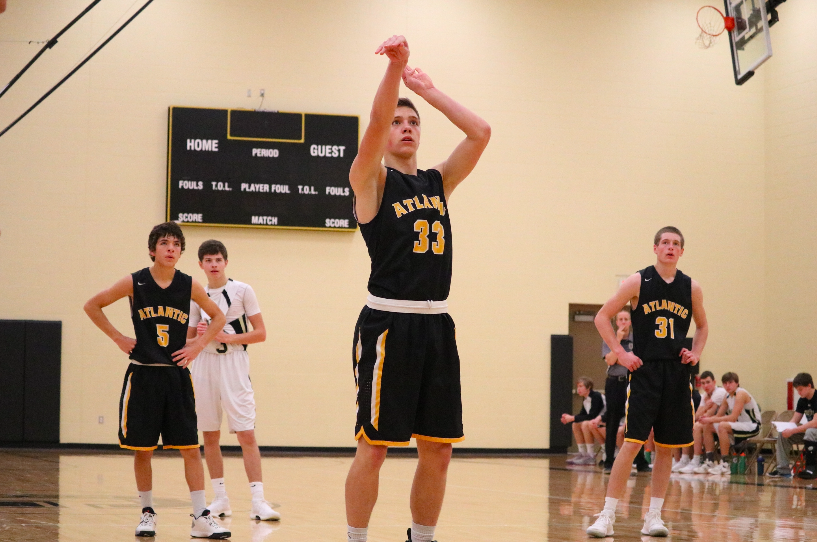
[697,372,761,475]
[187,240,281,521]
[679,370,729,473]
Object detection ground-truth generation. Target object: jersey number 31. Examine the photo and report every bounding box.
[655,317,675,339]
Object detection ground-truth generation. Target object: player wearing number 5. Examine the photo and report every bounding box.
[84,222,230,539]
[345,35,490,542]
[587,226,708,539]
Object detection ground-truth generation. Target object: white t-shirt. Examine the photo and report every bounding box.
[189,279,261,354]
[703,386,728,407]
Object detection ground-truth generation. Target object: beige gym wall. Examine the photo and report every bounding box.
[0,0,772,448]
[764,1,817,404]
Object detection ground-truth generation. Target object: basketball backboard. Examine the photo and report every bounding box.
[724,0,772,85]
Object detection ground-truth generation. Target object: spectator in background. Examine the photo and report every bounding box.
[769,373,817,478]
[600,309,649,474]
[698,372,762,475]
[678,370,726,474]
[562,377,606,466]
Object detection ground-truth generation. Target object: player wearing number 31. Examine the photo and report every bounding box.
[83,222,231,538]
[587,226,709,538]
[345,35,490,542]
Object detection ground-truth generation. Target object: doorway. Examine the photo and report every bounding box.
[567,304,605,450]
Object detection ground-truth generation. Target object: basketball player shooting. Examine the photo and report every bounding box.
[344,35,490,542]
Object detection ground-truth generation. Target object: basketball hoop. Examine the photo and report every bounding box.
[696,5,735,49]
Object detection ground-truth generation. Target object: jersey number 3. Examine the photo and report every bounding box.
[413,220,445,255]
[655,317,675,339]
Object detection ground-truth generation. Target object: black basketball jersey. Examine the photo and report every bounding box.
[359,167,452,301]
[129,267,192,365]
[631,265,693,362]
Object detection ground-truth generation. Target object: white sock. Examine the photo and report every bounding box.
[211,477,227,500]
[411,522,436,542]
[138,490,153,510]
[249,481,264,502]
[347,526,367,541]
[692,454,701,463]
[604,497,618,515]
[581,444,591,455]
[649,497,664,512]
[191,490,207,517]
[590,444,597,455]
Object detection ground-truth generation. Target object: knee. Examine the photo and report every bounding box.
[134,450,153,462]
[236,430,257,447]
[203,431,221,446]
[179,447,202,461]
[356,441,388,470]
[418,441,453,472]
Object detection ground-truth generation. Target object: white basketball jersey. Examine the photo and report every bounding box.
[726,387,761,425]
[189,279,261,354]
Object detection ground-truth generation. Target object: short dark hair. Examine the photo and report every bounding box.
[721,372,739,385]
[793,373,814,388]
[397,97,419,119]
[654,226,684,248]
[198,239,228,261]
[577,376,594,392]
[148,222,185,262]
[700,371,715,381]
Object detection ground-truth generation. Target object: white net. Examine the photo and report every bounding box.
[696,29,718,49]
[696,6,727,49]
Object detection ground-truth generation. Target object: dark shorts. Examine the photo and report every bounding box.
[352,306,463,446]
[624,359,694,447]
[118,363,199,450]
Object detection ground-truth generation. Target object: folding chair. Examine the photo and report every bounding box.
[743,410,775,474]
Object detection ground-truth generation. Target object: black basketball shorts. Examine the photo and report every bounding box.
[118,363,199,450]
[624,359,694,448]
[352,306,464,446]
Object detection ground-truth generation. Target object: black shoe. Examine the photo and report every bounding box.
[636,464,653,473]
[406,527,437,542]
[767,468,793,478]
[798,467,817,480]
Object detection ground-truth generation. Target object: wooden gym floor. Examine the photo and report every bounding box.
[0,448,814,541]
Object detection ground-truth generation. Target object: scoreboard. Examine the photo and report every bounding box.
[166,106,359,231]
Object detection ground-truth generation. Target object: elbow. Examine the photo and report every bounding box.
[481,122,492,141]
[257,330,267,342]
[475,122,491,145]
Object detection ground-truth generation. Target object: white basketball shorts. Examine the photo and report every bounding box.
[191,350,256,433]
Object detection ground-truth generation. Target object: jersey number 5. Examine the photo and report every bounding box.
[655,317,675,339]
[156,324,169,347]
[413,220,445,255]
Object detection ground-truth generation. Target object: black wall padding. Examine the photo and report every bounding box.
[0,321,26,442]
[0,320,62,443]
[550,335,573,452]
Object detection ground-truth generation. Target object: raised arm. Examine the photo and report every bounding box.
[594,273,643,372]
[403,67,491,200]
[349,35,409,224]
[681,280,708,365]
[84,275,135,355]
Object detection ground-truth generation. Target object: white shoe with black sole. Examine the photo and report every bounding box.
[135,508,156,537]
[191,509,231,539]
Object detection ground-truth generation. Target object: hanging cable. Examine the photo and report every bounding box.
[0,0,104,100]
[0,0,156,140]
